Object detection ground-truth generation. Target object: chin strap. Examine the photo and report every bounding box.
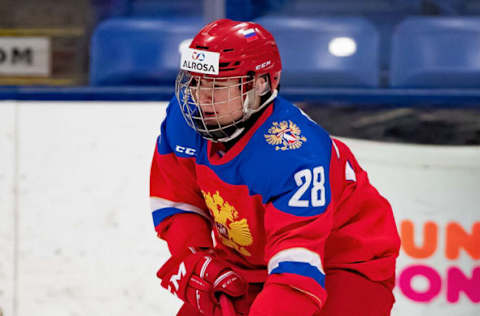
[213,126,245,143]
[243,89,278,120]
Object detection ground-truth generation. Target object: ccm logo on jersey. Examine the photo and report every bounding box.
[175,145,196,156]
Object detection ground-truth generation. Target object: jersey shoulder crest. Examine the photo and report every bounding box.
[264,120,307,151]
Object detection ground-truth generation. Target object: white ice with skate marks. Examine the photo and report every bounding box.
[0,100,478,316]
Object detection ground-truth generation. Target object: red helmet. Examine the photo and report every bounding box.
[176,19,282,142]
[189,19,282,89]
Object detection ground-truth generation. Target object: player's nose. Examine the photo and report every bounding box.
[197,87,213,103]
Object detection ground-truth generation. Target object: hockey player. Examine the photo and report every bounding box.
[150,19,400,316]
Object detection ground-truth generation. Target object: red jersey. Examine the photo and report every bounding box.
[150,96,400,307]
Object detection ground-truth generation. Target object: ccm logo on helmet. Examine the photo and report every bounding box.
[255,60,271,70]
[181,48,219,75]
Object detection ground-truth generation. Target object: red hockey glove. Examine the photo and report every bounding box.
[157,249,247,316]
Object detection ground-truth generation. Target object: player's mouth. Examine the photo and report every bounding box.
[202,111,217,118]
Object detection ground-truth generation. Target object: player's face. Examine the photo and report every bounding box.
[192,77,244,126]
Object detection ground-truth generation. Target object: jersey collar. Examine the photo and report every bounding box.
[207,100,275,165]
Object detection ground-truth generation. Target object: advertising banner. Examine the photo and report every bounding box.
[343,138,480,316]
[0,37,50,76]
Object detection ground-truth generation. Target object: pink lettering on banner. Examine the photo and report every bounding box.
[447,267,480,303]
[398,220,480,304]
[399,265,442,302]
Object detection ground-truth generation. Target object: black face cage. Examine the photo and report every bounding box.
[175,70,258,142]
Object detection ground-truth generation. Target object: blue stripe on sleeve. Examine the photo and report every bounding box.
[152,207,191,227]
[270,261,326,288]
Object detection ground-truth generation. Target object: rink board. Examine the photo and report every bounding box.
[0,101,478,316]
[0,103,15,316]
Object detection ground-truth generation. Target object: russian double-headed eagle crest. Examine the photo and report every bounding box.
[202,190,253,256]
[265,120,307,150]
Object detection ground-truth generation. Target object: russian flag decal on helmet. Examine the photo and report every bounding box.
[242,28,258,42]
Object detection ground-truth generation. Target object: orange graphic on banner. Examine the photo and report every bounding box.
[446,222,480,260]
[401,220,437,259]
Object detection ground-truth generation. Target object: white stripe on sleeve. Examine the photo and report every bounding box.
[150,196,209,219]
[268,247,324,274]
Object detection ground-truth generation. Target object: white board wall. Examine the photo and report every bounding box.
[0,102,15,316]
[0,101,478,316]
